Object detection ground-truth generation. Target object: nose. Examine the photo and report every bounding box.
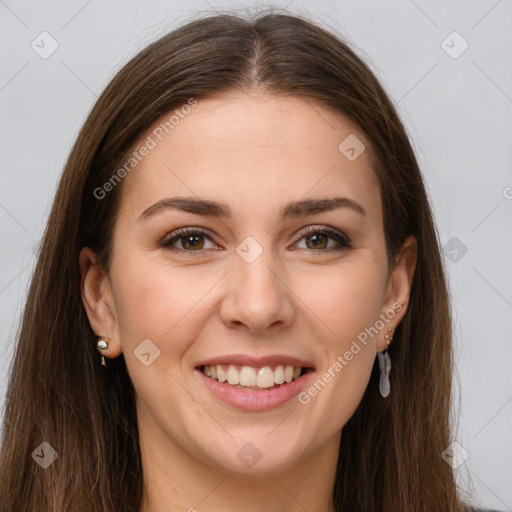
[219,250,295,334]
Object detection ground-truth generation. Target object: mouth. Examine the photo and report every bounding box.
[198,364,310,391]
[195,356,315,411]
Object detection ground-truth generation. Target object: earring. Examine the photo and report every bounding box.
[377,328,393,398]
[97,337,110,367]
[385,327,393,348]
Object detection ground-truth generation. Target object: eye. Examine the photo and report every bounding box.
[160,228,218,252]
[292,226,351,252]
[160,226,352,254]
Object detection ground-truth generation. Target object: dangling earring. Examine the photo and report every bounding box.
[377,327,393,398]
[97,336,110,367]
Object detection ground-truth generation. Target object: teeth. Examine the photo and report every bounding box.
[257,367,275,388]
[226,365,240,385]
[274,365,285,384]
[239,366,257,387]
[202,364,304,389]
[217,366,227,383]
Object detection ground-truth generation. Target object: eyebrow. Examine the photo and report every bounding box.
[138,196,368,223]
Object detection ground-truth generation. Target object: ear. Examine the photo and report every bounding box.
[378,235,418,352]
[79,247,122,359]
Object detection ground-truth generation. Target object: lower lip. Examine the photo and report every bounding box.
[197,368,314,411]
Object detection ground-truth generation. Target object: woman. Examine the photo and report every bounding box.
[0,8,496,512]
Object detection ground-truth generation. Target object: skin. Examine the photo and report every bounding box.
[80,90,417,512]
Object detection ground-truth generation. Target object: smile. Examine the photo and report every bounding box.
[201,364,305,390]
[195,355,315,411]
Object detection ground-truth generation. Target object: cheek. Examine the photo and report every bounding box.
[110,253,216,342]
[293,258,384,429]
[108,256,208,424]
[304,257,386,345]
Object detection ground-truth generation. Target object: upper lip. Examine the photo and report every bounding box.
[195,354,315,369]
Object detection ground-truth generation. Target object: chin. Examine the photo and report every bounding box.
[192,426,309,475]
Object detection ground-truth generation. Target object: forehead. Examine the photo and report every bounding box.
[119,93,382,225]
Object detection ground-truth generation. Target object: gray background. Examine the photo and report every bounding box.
[1,0,511,509]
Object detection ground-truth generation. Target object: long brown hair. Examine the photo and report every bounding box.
[0,7,468,511]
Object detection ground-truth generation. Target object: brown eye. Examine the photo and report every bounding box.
[304,232,329,250]
[161,228,216,252]
[160,226,351,254]
[294,227,351,252]
[179,233,205,250]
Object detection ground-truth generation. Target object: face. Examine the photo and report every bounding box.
[81,92,415,475]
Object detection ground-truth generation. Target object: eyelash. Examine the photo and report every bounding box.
[160,226,352,255]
